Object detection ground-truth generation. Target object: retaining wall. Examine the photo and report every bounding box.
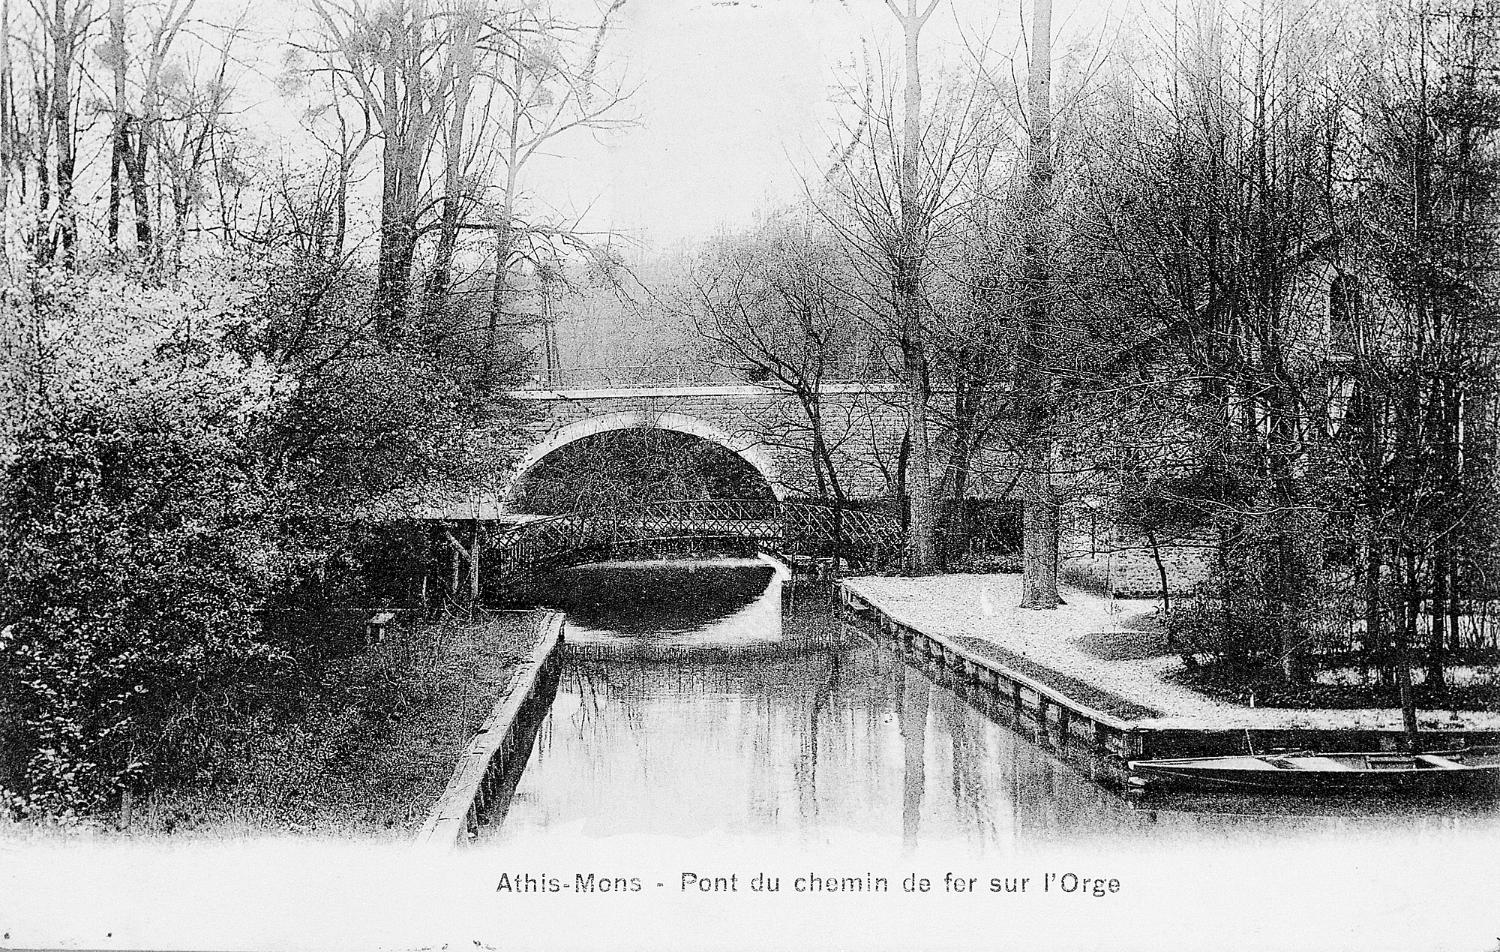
[415,611,566,847]
[840,585,1144,786]
[841,585,1500,776]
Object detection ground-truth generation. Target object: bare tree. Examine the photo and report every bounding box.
[1343,0,1500,706]
[885,0,942,574]
[690,215,869,507]
[1017,0,1058,607]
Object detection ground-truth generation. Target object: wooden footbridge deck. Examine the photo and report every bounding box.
[487,498,903,584]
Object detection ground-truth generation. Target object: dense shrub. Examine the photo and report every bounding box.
[1166,511,1342,675]
[0,384,289,817]
[0,257,527,820]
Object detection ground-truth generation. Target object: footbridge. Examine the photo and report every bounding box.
[488,498,902,585]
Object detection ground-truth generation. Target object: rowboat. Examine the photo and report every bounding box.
[1128,747,1500,796]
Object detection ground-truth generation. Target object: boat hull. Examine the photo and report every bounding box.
[1129,750,1500,797]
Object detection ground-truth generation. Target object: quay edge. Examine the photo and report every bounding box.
[837,582,1500,784]
[414,611,566,848]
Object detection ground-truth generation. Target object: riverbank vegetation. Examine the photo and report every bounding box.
[131,611,538,838]
[684,0,1500,705]
[0,254,527,823]
[1,0,1498,825]
[0,0,625,823]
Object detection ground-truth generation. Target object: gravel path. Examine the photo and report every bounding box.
[845,574,1500,732]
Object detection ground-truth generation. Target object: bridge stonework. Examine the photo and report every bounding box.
[496,384,908,507]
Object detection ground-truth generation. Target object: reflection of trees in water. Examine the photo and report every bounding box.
[896,660,930,853]
[531,567,1500,844]
[531,563,774,634]
[524,613,1500,846]
[938,690,999,845]
[565,654,841,705]
[796,651,843,824]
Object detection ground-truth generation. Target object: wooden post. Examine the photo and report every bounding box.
[469,519,482,605]
[449,546,460,596]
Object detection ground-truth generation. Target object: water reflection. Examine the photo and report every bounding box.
[487,561,1500,849]
[526,558,781,647]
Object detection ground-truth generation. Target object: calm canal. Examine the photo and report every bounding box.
[484,558,1500,848]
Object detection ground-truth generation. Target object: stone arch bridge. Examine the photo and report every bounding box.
[493,383,911,509]
[412,383,913,594]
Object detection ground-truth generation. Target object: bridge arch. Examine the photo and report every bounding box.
[504,410,788,506]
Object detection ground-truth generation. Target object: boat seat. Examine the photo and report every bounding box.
[1289,756,1354,771]
[1364,755,1420,770]
[1416,754,1465,769]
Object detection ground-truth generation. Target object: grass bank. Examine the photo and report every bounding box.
[123,609,542,839]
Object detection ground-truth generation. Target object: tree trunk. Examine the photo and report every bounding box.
[1018,0,1057,609]
[894,0,936,575]
[0,0,12,218]
[1427,545,1448,696]
[50,0,77,267]
[894,429,911,534]
[107,0,126,251]
[374,14,427,338]
[487,27,526,382]
[1395,632,1420,753]
[1146,527,1171,615]
[468,519,481,605]
[938,373,979,569]
[1360,375,1386,666]
[1364,522,1385,663]
[1276,528,1310,684]
[424,13,479,313]
[1020,476,1059,609]
[122,120,153,256]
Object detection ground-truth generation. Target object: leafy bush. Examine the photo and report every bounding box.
[0,256,529,821]
[1165,511,1340,678]
[0,385,289,817]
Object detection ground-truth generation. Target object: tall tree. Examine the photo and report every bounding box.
[1348,0,1500,699]
[1018,0,1058,608]
[885,0,942,574]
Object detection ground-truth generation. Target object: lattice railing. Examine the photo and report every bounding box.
[489,499,902,583]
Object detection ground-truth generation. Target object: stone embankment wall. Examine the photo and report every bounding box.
[843,582,1500,768]
[414,612,565,847]
[840,585,1145,786]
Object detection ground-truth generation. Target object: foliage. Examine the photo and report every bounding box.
[0,276,291,815]
[0,250,529,819]
[1167,511,1341,669]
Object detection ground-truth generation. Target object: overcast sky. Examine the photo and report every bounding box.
[222,0,1123,251]
[486,0,1122,249]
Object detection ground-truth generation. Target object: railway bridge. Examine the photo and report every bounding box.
[489,498,903,585]
[498,382,909,504]
[413,382,913,597]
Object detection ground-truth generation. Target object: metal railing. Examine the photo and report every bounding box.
[488,498,903,582]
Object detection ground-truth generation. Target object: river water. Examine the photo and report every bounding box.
[8,560,1499,952]
[487,559,1500,850]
